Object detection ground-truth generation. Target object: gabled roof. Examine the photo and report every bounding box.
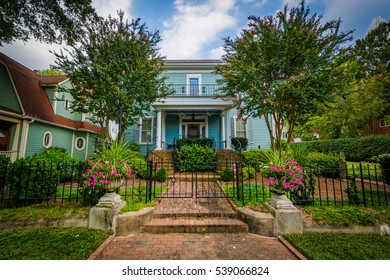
[0,52,99,133]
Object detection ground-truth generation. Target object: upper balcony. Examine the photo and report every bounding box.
[167,83,223,97]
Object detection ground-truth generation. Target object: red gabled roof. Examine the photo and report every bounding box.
[0,52,100,133]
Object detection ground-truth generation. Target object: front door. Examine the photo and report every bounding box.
[187,124,200,138]
[181,121,206,138]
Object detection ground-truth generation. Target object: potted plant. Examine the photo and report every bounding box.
[83,160,134,193]
[82,140,136,194]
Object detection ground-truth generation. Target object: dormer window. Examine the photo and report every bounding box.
[64,98,71,110]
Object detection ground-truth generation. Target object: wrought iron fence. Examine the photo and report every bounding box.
[231,162,390,208]
[1,158,389,208]
[0,159,152,208]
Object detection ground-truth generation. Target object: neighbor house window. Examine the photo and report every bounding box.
[43,132,52,148]
[64,98,71,110]
[75,137,85,150]
[140,118,153,143]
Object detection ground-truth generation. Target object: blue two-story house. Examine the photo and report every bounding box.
[124,60,271,154]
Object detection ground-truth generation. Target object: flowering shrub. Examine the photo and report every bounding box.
[80,160,135,204]
[83,160,135,189]
[262,159,303,192]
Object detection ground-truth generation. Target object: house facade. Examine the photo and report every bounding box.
[124,60,271,154]
[0,53,99,161]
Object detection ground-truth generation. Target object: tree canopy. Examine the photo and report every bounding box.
[215,0,352,152]
[0,0,97,46]
[53,11,172,144]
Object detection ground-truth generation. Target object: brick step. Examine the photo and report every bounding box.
[143,218,248,234]
[153,211,238,219]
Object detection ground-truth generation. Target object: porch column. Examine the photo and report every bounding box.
[225,109,232,149]
[221,112,226,149]
[156,110,162,150]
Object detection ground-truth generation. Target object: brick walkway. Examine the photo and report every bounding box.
[93,177,300,260]
[93,233,298,260]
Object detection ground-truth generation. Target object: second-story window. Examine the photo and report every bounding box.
[187,74,201,96]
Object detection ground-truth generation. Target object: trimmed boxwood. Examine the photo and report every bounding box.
[177,144,215,171]
[292,135,390,162]
[176,138,214,150]
[306,152,340,177]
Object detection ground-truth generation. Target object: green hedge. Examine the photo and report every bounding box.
[292,136,390,162]
[177,144,215,171]
[176,138,214,150]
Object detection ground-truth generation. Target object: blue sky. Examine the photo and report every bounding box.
[1,0,389,70]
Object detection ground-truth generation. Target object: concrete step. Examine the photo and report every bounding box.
[143,218,248,234]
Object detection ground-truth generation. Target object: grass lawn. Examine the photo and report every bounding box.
[120,185,163,212]
[284,233,390,260]
[0,227,109,260]
[0,203,90,222]
[303,205,390,226]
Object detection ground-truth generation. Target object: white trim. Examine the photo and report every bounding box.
[226,110,232,149]
[19,120,29,158]
[186,74,202,96]
[233,115,247,138]
[85,133,89,159]
[71,131,75,155]
[43,131,52,148]
[75,137,86,151]
[64,98,71,110]
[139,116,154,144]
[156,111,162,150]
[53,89,58,114]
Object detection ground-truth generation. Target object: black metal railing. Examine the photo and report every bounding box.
[167,83,223,96]
[1,158,388,209]
[0,159,153,208]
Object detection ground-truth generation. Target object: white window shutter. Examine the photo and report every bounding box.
[247,117,254,143]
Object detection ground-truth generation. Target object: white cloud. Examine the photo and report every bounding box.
[161,0,238,59]
[208,46,226,59]
[322,0,390,39]
[92,0,133,17]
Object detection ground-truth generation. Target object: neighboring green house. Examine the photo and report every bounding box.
[0,53,99,161]
[124,60,271,154]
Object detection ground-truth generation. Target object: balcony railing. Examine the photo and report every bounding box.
[167,84,223,96]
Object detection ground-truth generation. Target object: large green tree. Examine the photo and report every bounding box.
[215,0,352,152]
[0,0,97,46]
[53,11,171,144]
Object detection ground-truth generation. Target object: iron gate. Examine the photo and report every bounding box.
[147,160,244,201]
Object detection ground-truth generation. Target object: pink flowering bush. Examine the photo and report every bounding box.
[84,160,135,188]
[80,160,135,203]
[262,159,303,193]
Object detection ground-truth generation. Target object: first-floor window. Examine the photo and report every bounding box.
[235,118,246,138]
[43,132,52,148]
[140,118,153,143]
